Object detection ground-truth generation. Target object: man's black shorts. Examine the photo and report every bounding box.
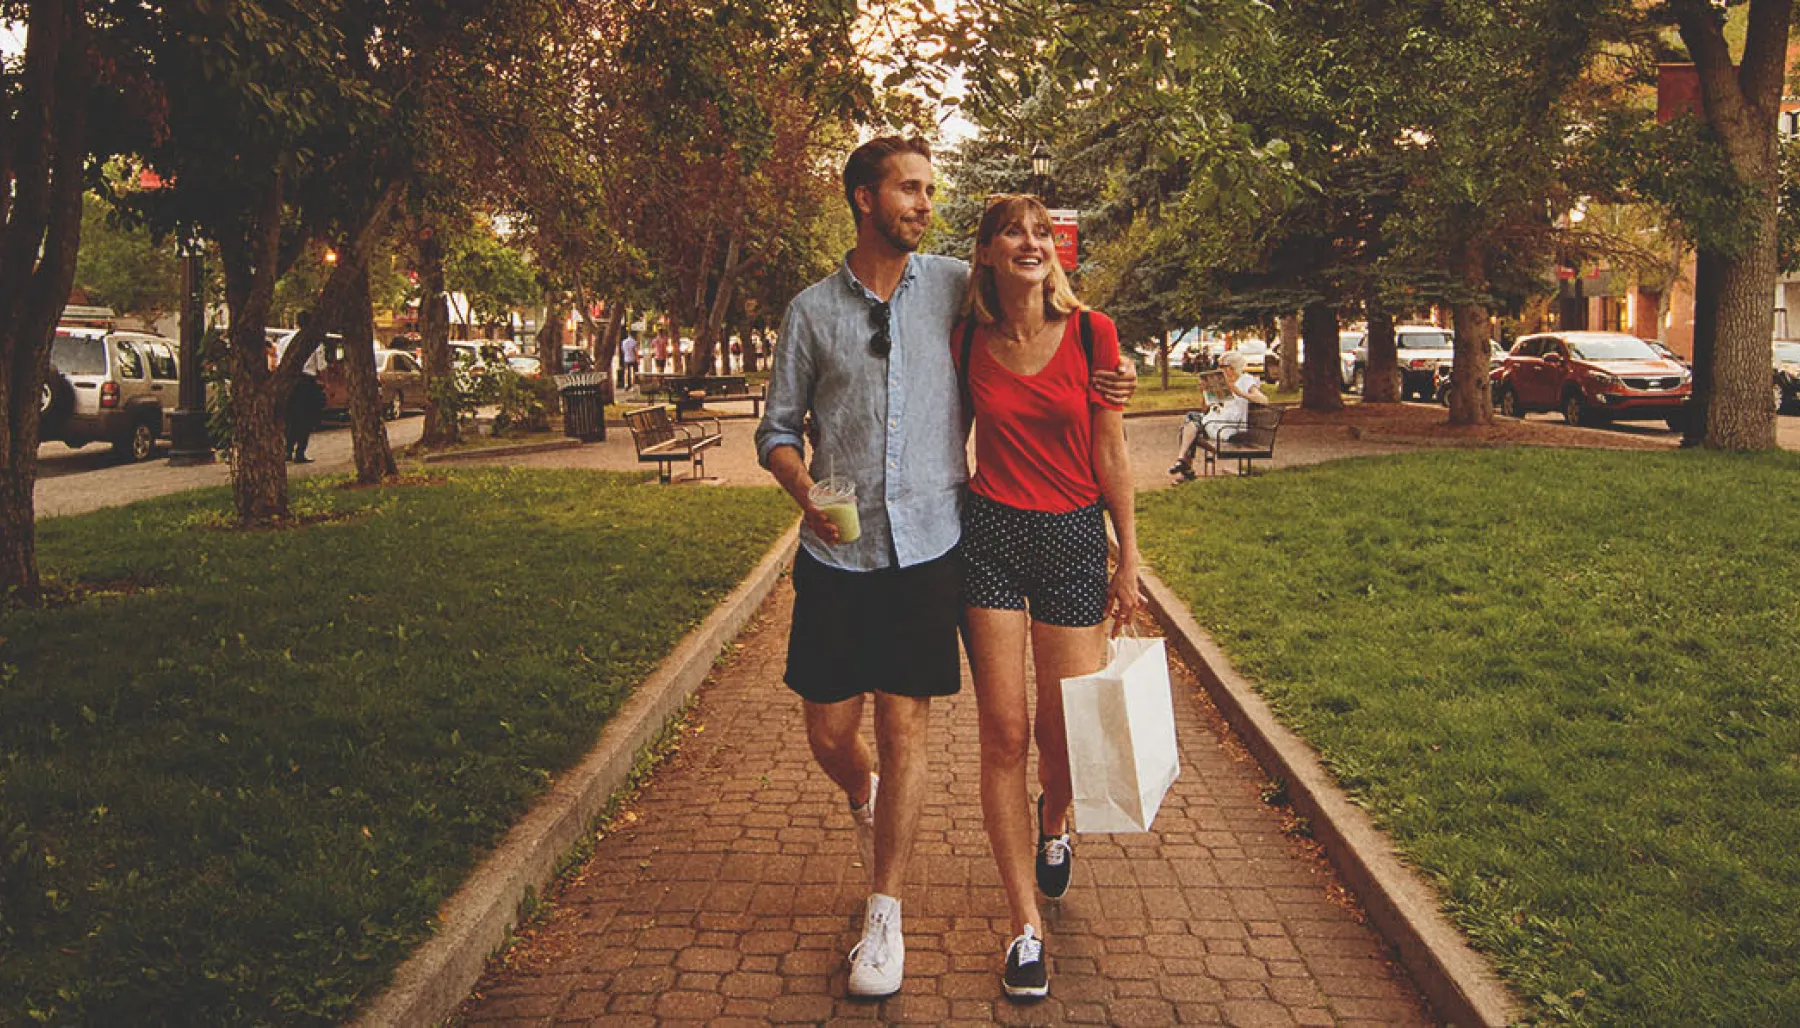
[784,545,964,705]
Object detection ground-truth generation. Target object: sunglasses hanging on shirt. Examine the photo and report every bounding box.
[869,301,891,358]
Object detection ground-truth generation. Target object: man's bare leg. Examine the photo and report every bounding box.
[804,694,875,807]
[870,692,932,895]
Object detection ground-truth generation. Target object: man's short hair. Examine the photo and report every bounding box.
[843,136,932,224]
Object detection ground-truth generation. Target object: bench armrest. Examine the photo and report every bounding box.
[676,416,722,440]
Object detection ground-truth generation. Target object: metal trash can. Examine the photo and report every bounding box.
[555,371,610,442]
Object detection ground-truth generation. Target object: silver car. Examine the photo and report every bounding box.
[42,327,180,461]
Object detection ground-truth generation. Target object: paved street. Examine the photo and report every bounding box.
[455,580,1434,1027]
[34,415,425,519]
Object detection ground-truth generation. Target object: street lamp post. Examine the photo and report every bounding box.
[166,233,215,466]
[1030,145,1052,202]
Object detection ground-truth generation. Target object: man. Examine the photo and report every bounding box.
[286,314,327,464]
[651,331,670,375]
[618,331,639,389]
[756,136,1135,999]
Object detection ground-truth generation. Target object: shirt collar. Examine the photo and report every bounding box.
[837,250,917,302]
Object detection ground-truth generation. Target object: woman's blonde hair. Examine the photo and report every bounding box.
[1219,351,1248,374]
[959,194,1082,325]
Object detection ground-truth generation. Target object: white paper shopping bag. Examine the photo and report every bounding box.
[1061,636,1181,833]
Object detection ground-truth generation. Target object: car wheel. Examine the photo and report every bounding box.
[382,392,402,421]
[1562,391,1591,428]
[1347,367,1364,393]
[115,420,156,462]
[1498,386,1524,419]
[1665,415,1687,433]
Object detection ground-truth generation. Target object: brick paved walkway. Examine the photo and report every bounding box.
[454,581,1434,1027]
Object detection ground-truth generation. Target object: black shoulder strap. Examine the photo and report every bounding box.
[1078,309,1094,370]
[958,320,978,417]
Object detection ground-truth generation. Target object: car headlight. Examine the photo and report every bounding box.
[1588,371,1617,386]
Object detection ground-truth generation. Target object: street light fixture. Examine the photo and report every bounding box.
[166,231,215,466]
[1030,145,1052,200]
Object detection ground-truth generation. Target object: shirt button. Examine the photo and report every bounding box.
[889,418,898,428]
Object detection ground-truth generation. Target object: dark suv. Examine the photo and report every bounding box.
[1493,331,1690,429]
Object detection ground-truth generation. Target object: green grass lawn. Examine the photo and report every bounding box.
[0,469,793,1025]
[1126,367,1300,414]
[1140,448,1800,1026]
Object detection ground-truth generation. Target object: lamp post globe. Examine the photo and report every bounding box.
[1030,145,1052,200]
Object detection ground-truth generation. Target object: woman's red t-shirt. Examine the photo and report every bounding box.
[957,310,1123,514]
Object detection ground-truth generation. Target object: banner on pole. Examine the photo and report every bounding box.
[1051,209,1080,272]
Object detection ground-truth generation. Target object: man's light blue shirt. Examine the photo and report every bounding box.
[756,252,970,571]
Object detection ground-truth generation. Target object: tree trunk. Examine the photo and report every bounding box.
[0,0,86,605]
[417,225,457,447]
[338,260,395,483]
[697,219,749,377]
[219,176,290,524]
[1276,313,1300,390]
[1159,327,1171,390]
[536,296,565,414]
[1684,248,1723,446]
[1675,0,1788,450]
[1449,302,1495,426]
[1363,306,1400,402]
[1707,207,1779,448]
[1299,302,1344,411]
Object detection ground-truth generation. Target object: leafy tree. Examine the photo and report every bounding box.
[444,221,538,338]
[74,190,178,321]
[0,0,156,604]
[1662,0,1791,450]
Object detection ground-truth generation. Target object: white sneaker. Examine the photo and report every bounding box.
[847,893,904,997]
[851,773,878,880]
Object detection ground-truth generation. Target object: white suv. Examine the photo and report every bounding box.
[41,327,181,461]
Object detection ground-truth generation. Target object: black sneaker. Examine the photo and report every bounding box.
[1036,795,1073,899]
[1002,925,1048,999]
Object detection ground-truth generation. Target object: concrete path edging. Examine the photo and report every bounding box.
[350,522,802,1028]
[419,438,588,464]
[1140,565,1521,1028]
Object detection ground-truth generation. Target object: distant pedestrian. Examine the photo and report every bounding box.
[652,332,670,374]
[618,332,639,388]
[286,330,326,464]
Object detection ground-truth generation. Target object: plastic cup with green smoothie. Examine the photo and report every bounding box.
[808,477,861,544]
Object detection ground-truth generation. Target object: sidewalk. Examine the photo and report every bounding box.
[454,579,1433,1026]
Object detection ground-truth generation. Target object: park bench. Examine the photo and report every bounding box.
[693,375,767,419]
[1197,404,1284,477]
[623,404,722,483]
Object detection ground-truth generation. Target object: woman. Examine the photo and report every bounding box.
[1169,349,1268,481]
[953,194,1142,1000]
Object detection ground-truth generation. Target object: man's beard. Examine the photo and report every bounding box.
[873,207,923,253]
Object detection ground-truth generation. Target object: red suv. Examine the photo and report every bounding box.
[1493,331,1691,430]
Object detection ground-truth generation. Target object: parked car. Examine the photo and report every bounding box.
[322,347,424,420]
[506,355,543,378]
[1338,332,1362,390]
[1344,326,1457,399]
[1493,331,1691,429]
[42,326,180,461]
[1773,340,1800,414]
[1233,339,1271,378]
[561,347,594,373]
[449,340,505,388]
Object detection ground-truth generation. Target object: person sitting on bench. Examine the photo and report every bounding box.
[1170,350,1268,481]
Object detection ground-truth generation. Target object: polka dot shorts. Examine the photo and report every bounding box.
[962,492,1110,627]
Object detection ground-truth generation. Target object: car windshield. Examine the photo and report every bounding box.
[1397,330,1452,349]
[1569,336,1657,361]
[1774,342,1800,364]
[52,333,107,374]
[1340,333,1363,351]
